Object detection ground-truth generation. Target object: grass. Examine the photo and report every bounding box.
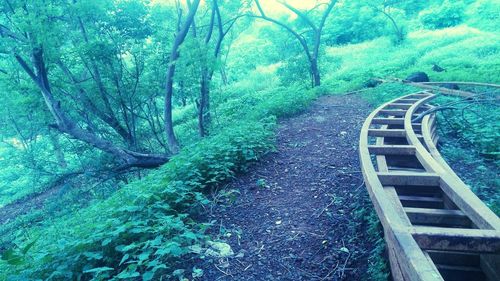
[320,25,499,280]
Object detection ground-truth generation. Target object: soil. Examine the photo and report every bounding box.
[195,95,375,281]
[0,185,61,225]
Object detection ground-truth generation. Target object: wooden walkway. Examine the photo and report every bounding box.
[359,91,500,281]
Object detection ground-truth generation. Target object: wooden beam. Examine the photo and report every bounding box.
[426,250,479,267]
[400,195,444,209]
[377,172,441,186]
[411,227,500,253]
[379,109,407,117]
[368,129,407,137]
[372,117,405,125]
[436,264,485,281]
[368,145,416,155]
[389,103,413,109]
[405,207,471,227]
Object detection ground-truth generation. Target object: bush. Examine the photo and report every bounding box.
[419,1,465,29]
[466,0,500,31]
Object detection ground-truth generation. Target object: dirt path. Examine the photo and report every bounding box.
[196,95,375,280]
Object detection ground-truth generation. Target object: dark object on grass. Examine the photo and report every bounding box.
[441,83,460,90]
[432,64,446,72]
[405,72,429,83]
[364,79,382,88]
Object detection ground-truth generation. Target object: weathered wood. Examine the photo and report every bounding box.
[436,264,485,281]
[411,227,500,253]
[399,195,444,209]
[368,129,407,137]
[386,155,426,170]
[377,172,441,186]
[360,93,445,280]
[359,91,500,281]
[426,250,480,267]
[368,145,416,155]
[389,103,413,109]
[379,109,408,117]
[405,96,500,230]
[372,117,405,125]
[404,207,471,227]
[420,81,500,89]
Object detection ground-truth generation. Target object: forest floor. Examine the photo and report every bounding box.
[194,94,374,280]
[0,184,59,225]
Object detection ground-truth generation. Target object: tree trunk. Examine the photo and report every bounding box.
[164,0,201,154]
[311,58,321,87]
[198,71,210,137]
[15,50,168,169]
[49,132,67,168]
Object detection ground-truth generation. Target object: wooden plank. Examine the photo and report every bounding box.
[376,120,413,227]
[436,264,485,281]
[411,227,500,253]
[390,229,444,281]
[403,94,442,174]
[400,195,444,209]
[399,98,420,102]
[377,172,441,186]
[389,103,413,109]
[386,155,426,170]
[404,207,471,227]
[426,250,480,267]
[439,177,500,230]
[372,117,405,125]
[410,93,433,97]
[368,129,406,137]
[379,109,408,117]
[368,145,416,155]
[417,113,500,230]
[360,93,444,280]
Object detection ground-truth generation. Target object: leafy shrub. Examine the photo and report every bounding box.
[465,0,500,31]
[0,79,324,280]
[419,1,465,29]
[1,120,276,280]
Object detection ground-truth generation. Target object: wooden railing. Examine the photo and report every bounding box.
[359,91,500,281]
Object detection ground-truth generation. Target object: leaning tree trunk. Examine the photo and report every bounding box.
[14,49,168,169]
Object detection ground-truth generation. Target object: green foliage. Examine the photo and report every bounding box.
[0,119,275,280]
[465,0,500,31]
[0,74,323,280]
[419,1,465,29]
[324,2,389,45]
[1,1,500,280]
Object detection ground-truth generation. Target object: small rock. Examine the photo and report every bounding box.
[405,72,429,82]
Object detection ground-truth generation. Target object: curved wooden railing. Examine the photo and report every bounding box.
[359,91,500,281]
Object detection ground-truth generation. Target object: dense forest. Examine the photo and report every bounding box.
[0,0,499,280]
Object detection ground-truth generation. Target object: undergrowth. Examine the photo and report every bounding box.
[0,84,323,280]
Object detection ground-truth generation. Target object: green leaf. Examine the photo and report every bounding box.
[83,251,103,260]
[119,254,130,266]
[0,249,24,265]
[142,271,155,281]
[83,267,114,274]
[116,270,140,279]
[192,267,204,278]
[22,236,40,255]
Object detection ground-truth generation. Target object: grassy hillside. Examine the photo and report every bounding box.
[1,1,499,280]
